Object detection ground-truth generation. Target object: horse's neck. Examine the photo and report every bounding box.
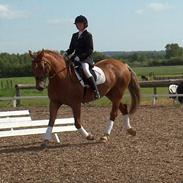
[48,56,66,76]
[52,59,65,70]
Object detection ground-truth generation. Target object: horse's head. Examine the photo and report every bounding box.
[29,49,50,91]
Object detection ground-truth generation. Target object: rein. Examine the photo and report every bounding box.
[43,60,68,79]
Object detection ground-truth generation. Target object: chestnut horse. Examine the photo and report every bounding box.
[29,49,140,146]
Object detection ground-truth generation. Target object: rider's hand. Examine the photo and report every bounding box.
[63,52,71,62]
[63,52,68,58]
[74,56,80,62]
[63,52,67,56]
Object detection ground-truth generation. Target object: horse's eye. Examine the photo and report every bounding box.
[35,63,38,69]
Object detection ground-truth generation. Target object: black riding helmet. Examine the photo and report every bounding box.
[74,15,88,28]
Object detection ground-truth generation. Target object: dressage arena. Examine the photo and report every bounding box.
[0,105,183,183]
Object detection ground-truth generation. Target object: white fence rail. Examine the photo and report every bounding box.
[0,110,76,143]
[0,94,183,107]
[0,79,183,106]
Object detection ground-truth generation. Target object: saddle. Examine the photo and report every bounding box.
[72,62,106,87]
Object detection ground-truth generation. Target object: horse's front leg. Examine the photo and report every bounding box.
[42,101,61,147]
[72,103,94,140]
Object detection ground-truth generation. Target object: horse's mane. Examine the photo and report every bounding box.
[41,49,63,61]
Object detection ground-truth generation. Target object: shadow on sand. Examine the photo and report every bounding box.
[0,140,103,155]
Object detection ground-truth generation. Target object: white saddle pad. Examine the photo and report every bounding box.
[74,66,106,87]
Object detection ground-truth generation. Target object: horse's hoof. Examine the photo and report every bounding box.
[86,133,94,140]
[100,135,109,143]
[127,128,136,136]
[41,140,49,148]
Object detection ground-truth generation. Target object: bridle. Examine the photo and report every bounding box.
[44,60,68,79]
[34,59,68,80]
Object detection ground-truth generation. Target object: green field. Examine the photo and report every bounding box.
[134,65,183,76]
[0,65,182,108]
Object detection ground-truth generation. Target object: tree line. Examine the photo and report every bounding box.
[0,43,183,77]
[107,43,183,67]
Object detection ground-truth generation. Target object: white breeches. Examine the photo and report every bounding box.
[81,63,92,79]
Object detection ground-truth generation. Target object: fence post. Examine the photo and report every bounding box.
[12,99,17,108]
[15,85,21,106]
[152,87,157,105]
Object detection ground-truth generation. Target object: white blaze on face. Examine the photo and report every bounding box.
[169,84,178,94]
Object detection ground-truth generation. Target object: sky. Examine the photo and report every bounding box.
[0,0,183,53]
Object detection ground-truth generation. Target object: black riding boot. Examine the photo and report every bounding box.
[87,76,100,99]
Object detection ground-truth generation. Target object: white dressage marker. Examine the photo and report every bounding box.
[0,110,76,143]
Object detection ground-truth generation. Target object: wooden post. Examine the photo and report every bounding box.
[15,85,21,106]
[12,99,17,108]
[152,87,157,105]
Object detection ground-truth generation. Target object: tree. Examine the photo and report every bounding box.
[165,43,183,59]
[93,51,107,62]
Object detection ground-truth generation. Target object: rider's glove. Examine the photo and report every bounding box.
[74,56,80,62]
[63,52,68,59]
[63,52,68,57]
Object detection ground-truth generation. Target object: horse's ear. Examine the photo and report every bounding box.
[29,50,36,59]
[39,49,44,58]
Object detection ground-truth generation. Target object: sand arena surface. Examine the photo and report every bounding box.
[0,106,183,183]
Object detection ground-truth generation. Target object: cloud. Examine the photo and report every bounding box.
[0,4,29,20]
[148,2,171,12]
[136,2,172,15]
[135,9,144,15]
[48,18,74,25]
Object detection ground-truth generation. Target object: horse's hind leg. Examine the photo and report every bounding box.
[119,103,136,136]
[100,99,120,142]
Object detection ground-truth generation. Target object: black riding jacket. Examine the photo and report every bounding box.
[66,30,93,62]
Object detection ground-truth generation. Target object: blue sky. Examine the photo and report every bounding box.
[0,0,183,53]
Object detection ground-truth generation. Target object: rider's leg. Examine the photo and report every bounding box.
[81,63,100,99]
[81,62,93,79]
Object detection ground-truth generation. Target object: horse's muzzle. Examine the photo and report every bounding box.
[36,80,46,91]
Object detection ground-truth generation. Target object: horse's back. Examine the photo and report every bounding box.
[96,59,128,69]
[94,58,131,91]
[95,59,129,77]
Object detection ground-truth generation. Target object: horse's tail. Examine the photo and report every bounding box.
[128,66,140,114]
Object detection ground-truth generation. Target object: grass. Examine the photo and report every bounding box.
[134,65,183,76]
[0,87,175,108]
[0,65,182,108]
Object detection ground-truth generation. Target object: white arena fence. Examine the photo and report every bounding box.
[0,94,183,107]
[0,79,183,106]
[0,110,77,143]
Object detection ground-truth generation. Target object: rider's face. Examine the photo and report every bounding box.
[76,22,85,31]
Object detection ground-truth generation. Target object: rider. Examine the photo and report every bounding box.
[64,15,100,99]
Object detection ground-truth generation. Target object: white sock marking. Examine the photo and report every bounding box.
[123,114,131,129]
[78,126,89,138]
[105,120,114,135]
[44,126,53,140]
